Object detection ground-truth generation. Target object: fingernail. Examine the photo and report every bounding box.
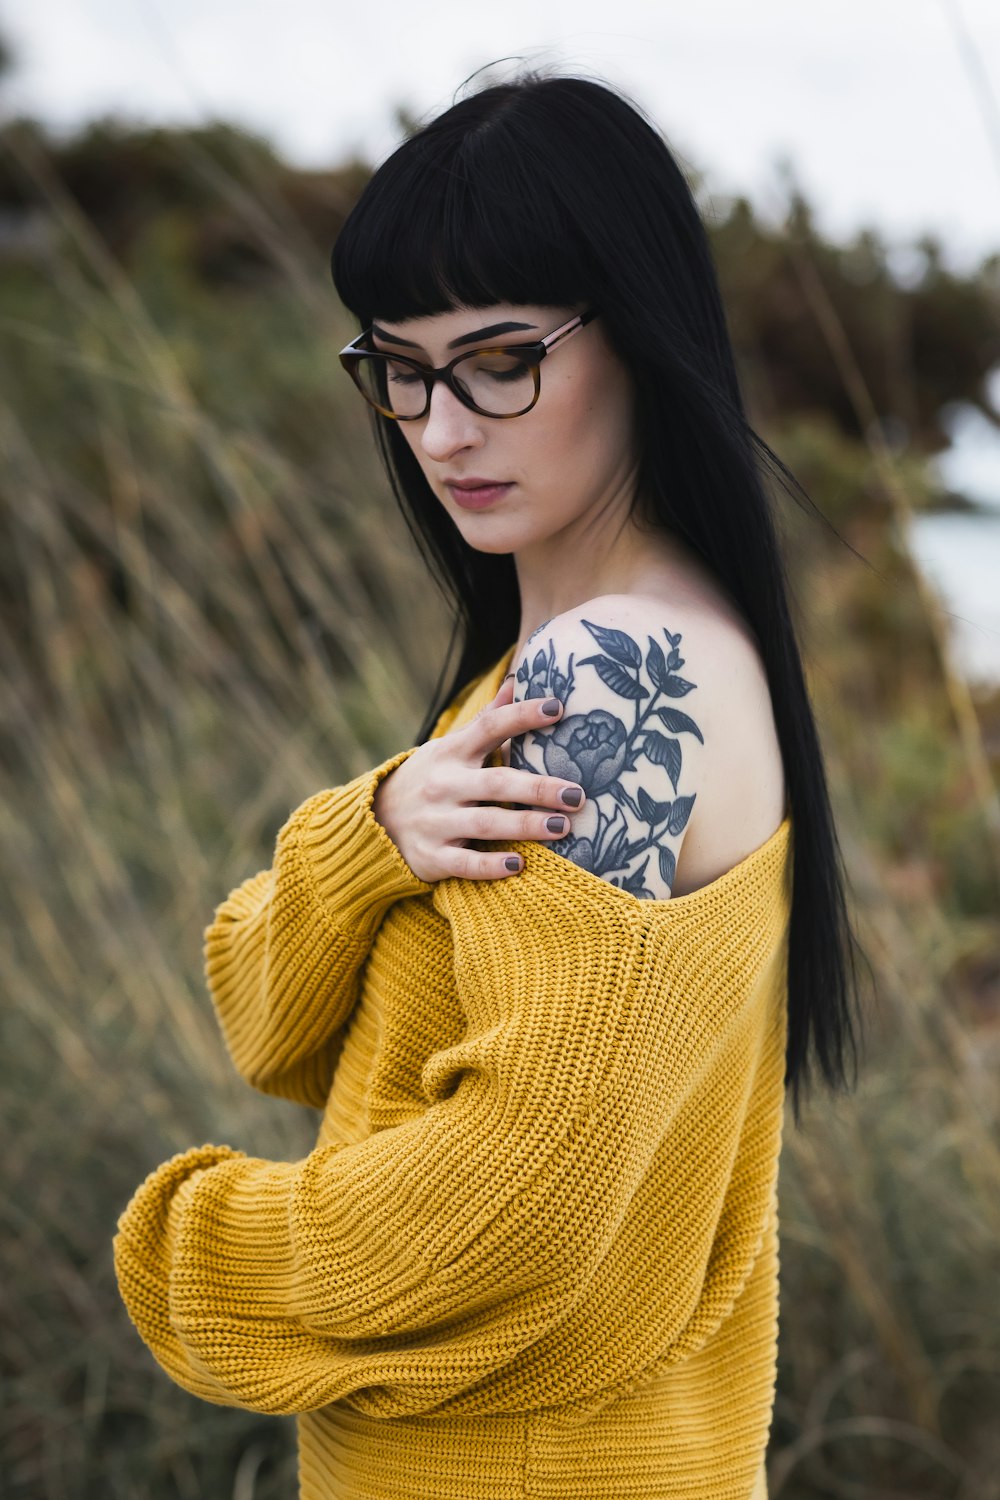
[505,855,522,871]
[560,787,582,807]
[503,673,515,682]
[541,698,561,716]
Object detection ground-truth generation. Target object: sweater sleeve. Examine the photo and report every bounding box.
[114,857,785,1420]
[201,745,436,1107]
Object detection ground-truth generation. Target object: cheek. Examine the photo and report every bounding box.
[528,371,595,455]
[547,367,631,468]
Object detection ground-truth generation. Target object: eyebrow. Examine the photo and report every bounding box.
[370,320,539,352]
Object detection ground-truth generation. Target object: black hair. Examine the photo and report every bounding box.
[330,64,873,1125]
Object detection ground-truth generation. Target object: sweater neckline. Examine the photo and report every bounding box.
[470,644,793,922]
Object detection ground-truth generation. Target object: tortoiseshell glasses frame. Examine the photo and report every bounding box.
[338,306,600,420]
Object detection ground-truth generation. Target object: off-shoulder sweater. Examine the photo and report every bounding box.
[113,642,793,1500]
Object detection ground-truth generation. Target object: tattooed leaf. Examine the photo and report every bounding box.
[646,636,670,693]
[667,795,695,836]
[603,825,629,870]
[661,675,696,698]
[655,706,704,742]
[565,835,596,872]
[622,857,654,897]
[509,740,532,772]
[581,619,642,667]
[620,838,650,865]
[658,843,677,890]
[532,649,547,675]
[551,667,573,700]
[637,785,672,825]
[619,784,643,820]
[667,648,681,669]
[641,728,676,765]
[664,629,682,648]
[525,617,554,648]
[641,730,683,791]
[578,653,649,700]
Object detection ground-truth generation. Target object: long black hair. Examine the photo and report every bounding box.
[330,65,872,1125]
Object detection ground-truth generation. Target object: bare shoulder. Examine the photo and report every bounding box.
[603,592,787,897]
[510,594,786,901]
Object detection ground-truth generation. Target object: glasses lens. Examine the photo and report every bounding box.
[354,354,428,417]
[352,351,536,417]
[452,351,536,415]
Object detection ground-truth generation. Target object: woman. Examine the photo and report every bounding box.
[114,69,868,1500]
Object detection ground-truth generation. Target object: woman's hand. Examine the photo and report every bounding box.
[372,674,587,883]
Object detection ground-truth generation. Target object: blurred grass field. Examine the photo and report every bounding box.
[1,120,999,1499]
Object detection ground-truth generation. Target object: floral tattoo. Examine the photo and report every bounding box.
[510,618,704,898]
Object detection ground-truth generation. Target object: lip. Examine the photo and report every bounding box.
[445,481,514,509]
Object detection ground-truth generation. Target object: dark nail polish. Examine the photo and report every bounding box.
[541,698,561,716]
[546,815,566,833]
[505,855,521,871]
[560,787,582,807]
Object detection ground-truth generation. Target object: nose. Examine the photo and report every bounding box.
[418,377,486,461]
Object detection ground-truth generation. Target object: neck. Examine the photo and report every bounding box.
[512,496,704,652]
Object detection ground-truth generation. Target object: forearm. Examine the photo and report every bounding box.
[204,748,433,1105]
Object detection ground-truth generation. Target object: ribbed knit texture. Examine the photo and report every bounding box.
[113,644,793,1500]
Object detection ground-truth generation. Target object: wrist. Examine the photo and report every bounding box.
[371,768,398,839]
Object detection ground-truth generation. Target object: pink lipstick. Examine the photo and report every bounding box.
[445,481,514,509]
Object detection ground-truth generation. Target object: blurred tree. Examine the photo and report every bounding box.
[1,112,995,459]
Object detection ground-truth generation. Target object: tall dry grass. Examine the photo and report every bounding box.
[1,130,998,1499]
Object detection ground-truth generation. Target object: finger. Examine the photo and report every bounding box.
[441,844,525,881]
[490,674,516,704]
[460,803,575,844]
[491,679,516,770]
[468,690,564,758]
[464,764,586,813]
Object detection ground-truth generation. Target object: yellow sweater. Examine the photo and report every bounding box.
[114,642,793,1500]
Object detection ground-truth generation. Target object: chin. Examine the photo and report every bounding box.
[458,531,521,555]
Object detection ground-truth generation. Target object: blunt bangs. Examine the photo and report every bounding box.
[330,93,601,327]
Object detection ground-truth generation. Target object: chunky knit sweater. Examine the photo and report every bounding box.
[114,642,793,1500]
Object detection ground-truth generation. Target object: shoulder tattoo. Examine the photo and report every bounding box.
[511,617,705,899]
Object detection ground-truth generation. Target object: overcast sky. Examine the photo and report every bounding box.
[3,0,1000,275]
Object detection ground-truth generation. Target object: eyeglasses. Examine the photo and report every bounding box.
[338,307,600,421]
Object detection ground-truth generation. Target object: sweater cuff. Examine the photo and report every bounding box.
[293,746,433,943]
[113,1143,244,1398]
